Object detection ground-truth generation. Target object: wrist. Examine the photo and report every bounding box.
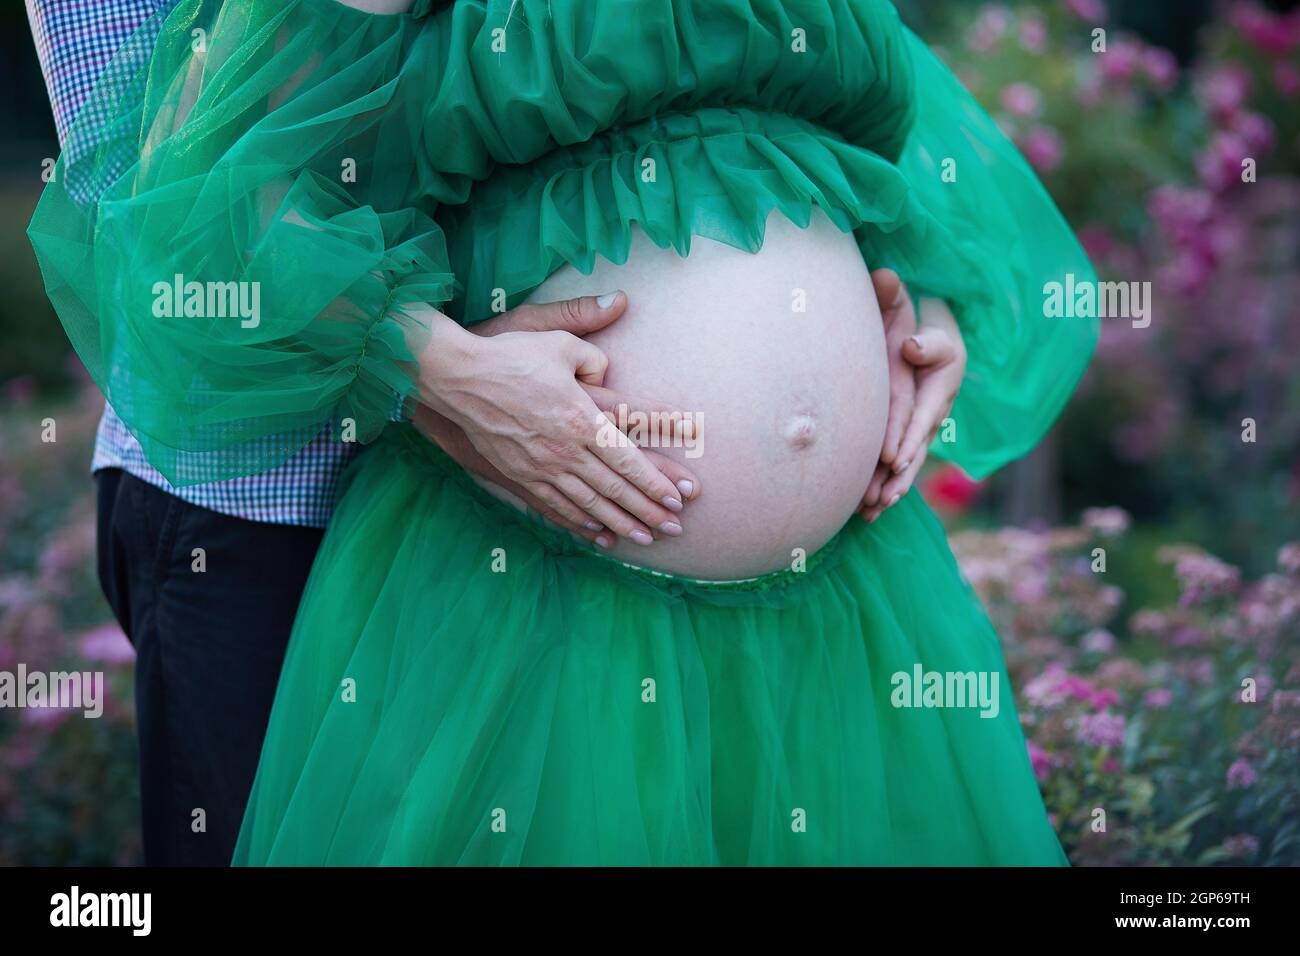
[416,314,480,409]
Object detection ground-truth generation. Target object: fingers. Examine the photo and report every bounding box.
[555,464,680,546]
[584,437,688,535]
[491,291,627,337]
[879,448,928,511]
[640,448,702,503]
[893,358,962,476]
[901,327,960,368]
[413,403,607,542]
[581,385,697,446]
[860,460,891,510]
[519,481,608,545]
[870,268,905,311]
[892,392,948,481]
[861,446,928,523]
[872,268,918,469]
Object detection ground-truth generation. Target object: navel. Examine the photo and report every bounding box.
[782,414,817,450]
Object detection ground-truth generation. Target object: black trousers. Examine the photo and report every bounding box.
[95,468,324,866]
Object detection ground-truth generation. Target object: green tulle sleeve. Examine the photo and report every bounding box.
[27,0,454,485]
[886,30,1100,478]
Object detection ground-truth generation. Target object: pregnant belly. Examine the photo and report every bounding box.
[484,208,889,580]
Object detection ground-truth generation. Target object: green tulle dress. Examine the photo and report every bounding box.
[29,0,1098,864]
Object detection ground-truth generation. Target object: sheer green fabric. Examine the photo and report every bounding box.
[28,0,1094,864]
[27,1,453,484]
[237,431,1066,864]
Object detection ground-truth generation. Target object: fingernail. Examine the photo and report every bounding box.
[595,534,613,549]
[908,336,922,352]
[894,458,910,474]
[630,529,654,546]
[676,479,694,498]
[888,493,901,506]
[597,291,620,309]
[584,520,603,531]
[868,512,879,524]
[661,495,683,513]
[659,521,683,536]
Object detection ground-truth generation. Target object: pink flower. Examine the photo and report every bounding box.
[20,679,84,729]
[1097,658,1150,690]
[1147,184,1214,235]
[1141,47,1178,91]
[1278,542,1300,575]
[1231,111,1276,154]
[79,623,135,664]
[1102,756,1121,774]
[1090,688,1121,711]
[1230,4,1300,57]
[1196,131,1251,192]
[1197,67,1251,118]
[1174,552,1241,605]
[1226,758,1257,789]
[1082,628,1117,654]
[1082,506,1131,537]
[1170,625,1207,648]
[1143,688,1173,709]
[967,5,1012,54]
[1077,225,1115,263]
[921,465,982,514]
[1026,740,1052,783]
[1065,0,1108,22]
[1130,608,1168,636]
[1001,82,1043,117]
[1019,14,1047,54]
[1100,38,1142,83]
[1157,249,1216,297]
[1011,571,1050,604]
[1024,663,1070,707]
[1059,674,1098,701]
[1076,711,1126,748]
[1022,126,1064,173]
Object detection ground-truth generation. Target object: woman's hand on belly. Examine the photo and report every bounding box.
[415,293,700,547]
[859,270,968,523]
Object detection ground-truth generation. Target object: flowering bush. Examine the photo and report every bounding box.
[933,1,1187,236]
[952,512,1300,865]
[0,381,140,865]
[924,0,1300,573]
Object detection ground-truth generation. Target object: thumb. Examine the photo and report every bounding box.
[561,333,610,386]
[526,290,627,337]
[870,268,906,314]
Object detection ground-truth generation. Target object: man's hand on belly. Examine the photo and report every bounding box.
[860,270,967,523]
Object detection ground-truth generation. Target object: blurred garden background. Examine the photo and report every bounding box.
[1,0,1298,866]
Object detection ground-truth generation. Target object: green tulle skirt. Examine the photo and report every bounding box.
[232,430,1065,865]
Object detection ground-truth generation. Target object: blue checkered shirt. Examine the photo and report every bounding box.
[28,0,382,527]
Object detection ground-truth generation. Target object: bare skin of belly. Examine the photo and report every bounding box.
[478,208,889,580]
